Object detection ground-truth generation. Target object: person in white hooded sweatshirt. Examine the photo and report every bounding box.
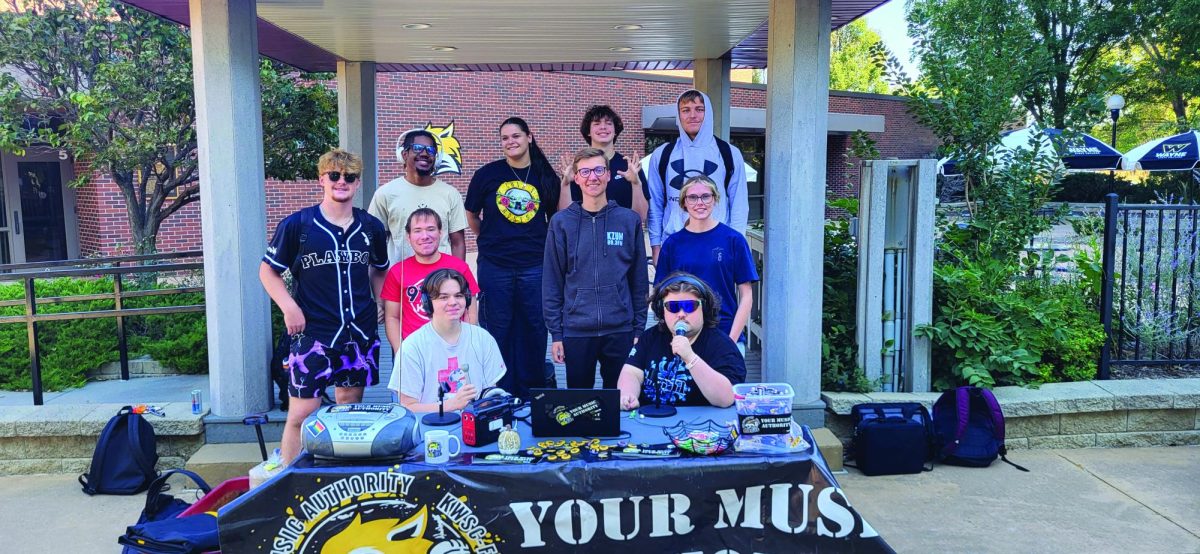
[645,89,749,263]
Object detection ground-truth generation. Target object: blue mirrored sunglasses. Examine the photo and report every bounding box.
[408,143,437,156]
[664,299,701,314]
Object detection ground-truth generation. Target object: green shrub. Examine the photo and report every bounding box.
[0,276,208,391]
[822,198,871,392]
[916,243,1104,389]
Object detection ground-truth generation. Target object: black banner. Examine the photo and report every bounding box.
[218,451,892,553]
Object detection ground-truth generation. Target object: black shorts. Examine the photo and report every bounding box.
[286,334,380,399]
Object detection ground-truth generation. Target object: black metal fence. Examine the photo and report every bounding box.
[1099,193,1200,378]
[0,251,204,405]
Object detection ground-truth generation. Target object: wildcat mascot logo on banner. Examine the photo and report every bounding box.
[268,470,500,554]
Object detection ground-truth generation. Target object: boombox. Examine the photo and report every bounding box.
[301,403,420,461]
[462,393,517,447]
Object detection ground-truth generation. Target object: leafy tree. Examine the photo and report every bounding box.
[880,1,1109,389]
[1116,0,1200,133]
[906,0,1125,130]
[830,19,891,94]
[0,0,336,254]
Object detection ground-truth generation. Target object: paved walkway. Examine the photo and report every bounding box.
[840,446,1200,553]
[5,445,1196,553]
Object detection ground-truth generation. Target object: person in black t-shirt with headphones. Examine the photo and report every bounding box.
[617,272,746,410]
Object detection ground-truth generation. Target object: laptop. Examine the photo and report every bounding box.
[529,388,621,438]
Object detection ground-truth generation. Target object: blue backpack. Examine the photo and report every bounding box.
[932,387,1028,471]
[79,406,160,495]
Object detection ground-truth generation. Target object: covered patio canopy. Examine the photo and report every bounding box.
[122,0,891,428]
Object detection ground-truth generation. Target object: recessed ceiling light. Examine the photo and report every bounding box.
[401,23,432,30]
[609,46,634,52]
[613,24,643,31]
[611,66,626,70]
[431,46,457,52]
[451,66,468,71]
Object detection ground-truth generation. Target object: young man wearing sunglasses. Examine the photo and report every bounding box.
[544,148,649,390]
[617,272,745,410]
[369,129,468,264]
[260,148,390,464]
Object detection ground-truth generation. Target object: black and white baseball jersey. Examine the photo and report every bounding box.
[263,205,390,347]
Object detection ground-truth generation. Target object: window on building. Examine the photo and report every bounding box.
[132,146,191,201]
[645,131,766,223]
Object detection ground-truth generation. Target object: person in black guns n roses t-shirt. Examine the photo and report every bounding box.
[465,117,560,400]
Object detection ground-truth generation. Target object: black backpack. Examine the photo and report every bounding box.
[80,406,159,495]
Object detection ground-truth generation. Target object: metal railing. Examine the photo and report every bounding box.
[1099,193,1200,378]
[746,228,764,351]
[0,251,205,405]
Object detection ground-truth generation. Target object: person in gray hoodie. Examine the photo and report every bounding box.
[543,147,649,389]
[645,89,749,263]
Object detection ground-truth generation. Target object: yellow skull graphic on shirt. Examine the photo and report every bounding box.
[495,180,540,224]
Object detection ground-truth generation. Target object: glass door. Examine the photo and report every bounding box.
[15,161,68,262]
[1,148,78,264]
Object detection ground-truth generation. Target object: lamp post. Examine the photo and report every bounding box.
[1106,94,1125,149]
[1106,94,1125,195]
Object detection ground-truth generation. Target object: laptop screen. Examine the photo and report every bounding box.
[529,388,621,438]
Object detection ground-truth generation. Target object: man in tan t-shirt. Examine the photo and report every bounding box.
[369,130,467,264]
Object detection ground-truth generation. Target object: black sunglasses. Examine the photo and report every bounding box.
[325,171,359,183]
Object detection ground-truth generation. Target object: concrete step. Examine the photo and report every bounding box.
[0,402,205,476]
[203,409,286,444]
[810,427,843,471]
[186,441,280,486]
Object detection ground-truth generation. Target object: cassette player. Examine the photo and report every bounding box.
[462,395,516,447]
[301,403,420,461]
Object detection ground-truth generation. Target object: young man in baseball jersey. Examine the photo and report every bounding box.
[260,149,390,464]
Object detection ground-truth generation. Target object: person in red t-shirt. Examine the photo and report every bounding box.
[381,208,479,354]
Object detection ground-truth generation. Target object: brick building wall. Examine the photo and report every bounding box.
[74,72,938,256]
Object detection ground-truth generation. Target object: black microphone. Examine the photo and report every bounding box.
[436,381,449,418]
[422,379,462,426]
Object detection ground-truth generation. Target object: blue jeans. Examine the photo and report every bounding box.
[477,258,548,399]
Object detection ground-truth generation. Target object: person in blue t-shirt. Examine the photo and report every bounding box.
[655,175,759,354]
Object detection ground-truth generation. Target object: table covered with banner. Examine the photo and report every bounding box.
[216,406,892,553]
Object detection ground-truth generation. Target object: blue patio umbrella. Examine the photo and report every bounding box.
[939,127,1123,175]
[1120,130,1200,171]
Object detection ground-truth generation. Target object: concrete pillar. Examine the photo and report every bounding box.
[693,57,732,141]
[189,0,271,417]
[337,61,377,208]
[763,0,831,427]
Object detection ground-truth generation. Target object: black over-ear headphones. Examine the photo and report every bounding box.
[421,268,473,316]
[652,272,719,326]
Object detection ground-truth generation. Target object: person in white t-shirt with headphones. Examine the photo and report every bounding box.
[391,268,506,413]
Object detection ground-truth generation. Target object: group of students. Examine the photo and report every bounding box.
[260,89,760,463]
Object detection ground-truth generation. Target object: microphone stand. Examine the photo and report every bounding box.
[641,359,676,418]
[422,382,461,426]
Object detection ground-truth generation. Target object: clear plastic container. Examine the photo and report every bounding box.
[248,448,284,489]
[733,383,794,417]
